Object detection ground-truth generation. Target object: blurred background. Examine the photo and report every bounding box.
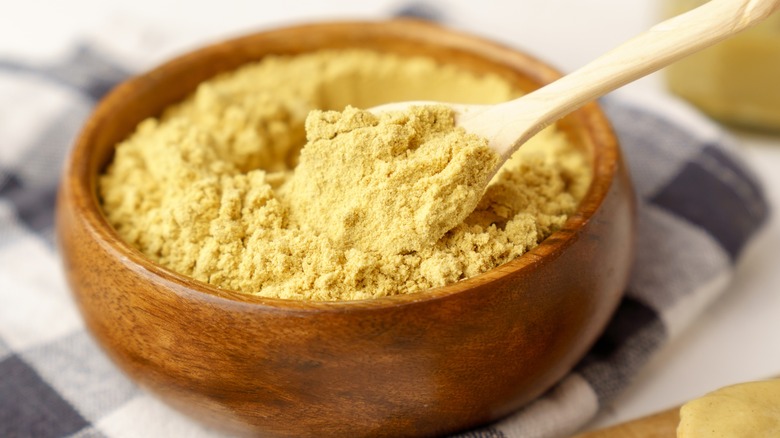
[2,0,779,432]
[0,0,657,80]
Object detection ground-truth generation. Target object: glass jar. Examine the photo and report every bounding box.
[664,0,780,131]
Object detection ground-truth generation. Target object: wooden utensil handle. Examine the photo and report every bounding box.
[572,407,680,438]
[480,0,780,157]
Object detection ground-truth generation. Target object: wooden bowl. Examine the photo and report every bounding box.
[56,20,635,437]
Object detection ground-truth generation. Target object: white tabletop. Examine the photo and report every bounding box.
[3,0,779,432]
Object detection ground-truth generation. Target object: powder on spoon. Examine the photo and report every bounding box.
[677,379,780,437]
[284,105,499,254]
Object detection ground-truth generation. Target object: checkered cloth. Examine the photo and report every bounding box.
[0,35,770,438]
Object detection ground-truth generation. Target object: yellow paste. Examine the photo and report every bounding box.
[678,379,780,437]
[100,49,591,301]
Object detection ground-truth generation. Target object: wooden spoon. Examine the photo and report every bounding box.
[375,0,780,163]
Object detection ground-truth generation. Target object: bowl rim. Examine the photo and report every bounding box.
[61,19,621,312]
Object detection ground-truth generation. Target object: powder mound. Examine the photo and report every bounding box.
[284,105,500,254]
[99,49,591,301]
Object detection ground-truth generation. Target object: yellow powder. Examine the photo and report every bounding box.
[100,49,591,301]
[284,105,499,254]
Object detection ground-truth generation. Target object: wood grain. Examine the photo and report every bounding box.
[55,20,636,437]
[574,408,679,438]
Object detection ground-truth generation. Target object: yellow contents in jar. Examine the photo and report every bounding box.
[665,0,780,131]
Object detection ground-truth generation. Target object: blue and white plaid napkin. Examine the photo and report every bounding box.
[0,30,770,438]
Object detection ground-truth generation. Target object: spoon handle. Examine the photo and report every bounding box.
[470,0,780,158]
